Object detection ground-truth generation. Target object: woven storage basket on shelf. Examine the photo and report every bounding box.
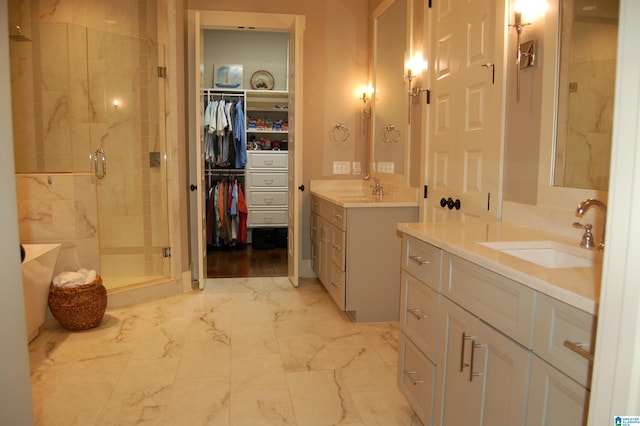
[47,275,107,330]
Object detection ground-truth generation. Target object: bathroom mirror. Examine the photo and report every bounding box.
[371,0,408,176]
[552,0,618,191]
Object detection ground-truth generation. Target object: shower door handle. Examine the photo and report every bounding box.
[94,148,107,179]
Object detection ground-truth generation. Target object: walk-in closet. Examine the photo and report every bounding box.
[196,28,291,279]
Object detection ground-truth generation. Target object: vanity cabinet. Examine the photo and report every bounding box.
[245,150,288,228]
[311,195,417,321]
[398,232,594,426]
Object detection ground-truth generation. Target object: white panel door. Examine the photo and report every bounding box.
[287,16,305,287]
[426,0,506,222]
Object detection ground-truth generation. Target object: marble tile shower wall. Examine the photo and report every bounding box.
[10,0,169,285]
[16,174,100,277]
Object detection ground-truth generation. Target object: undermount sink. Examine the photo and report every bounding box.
[478,240,600,269]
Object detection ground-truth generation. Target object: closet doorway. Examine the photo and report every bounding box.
[187,11,304,288]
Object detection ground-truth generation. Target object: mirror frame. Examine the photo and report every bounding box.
[537,0,607,209]
[370,0,412,187]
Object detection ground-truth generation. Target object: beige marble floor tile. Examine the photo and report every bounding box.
[328,346,397,393]
[278,334,336,372]
[286,370,362,425]
[230,398,298,426]
[29,276,416,426]
[230,353,290,401]
[161,376,230,426]
[350,389,423,426]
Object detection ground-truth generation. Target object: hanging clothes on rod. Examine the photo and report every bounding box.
[202,90,247,170]
[205,171,247,249]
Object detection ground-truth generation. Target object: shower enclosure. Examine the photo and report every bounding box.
[9,17,171,291]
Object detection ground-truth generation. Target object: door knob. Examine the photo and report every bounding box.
[298,184,305,191]
[190,184,197,191]
[440,198,448,208]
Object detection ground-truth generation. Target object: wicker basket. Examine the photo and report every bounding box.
[48,276,107,330]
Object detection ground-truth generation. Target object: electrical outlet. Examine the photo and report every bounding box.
[352,161,361,174]
[377,161,395,173]
[333,161,351,174]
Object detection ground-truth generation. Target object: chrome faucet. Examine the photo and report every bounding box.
[364,174,383,198]
[576,198,607,250]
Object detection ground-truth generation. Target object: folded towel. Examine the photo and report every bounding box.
[53,269,97,288]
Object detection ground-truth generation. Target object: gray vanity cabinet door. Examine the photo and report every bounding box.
[526,355,590,426]
[435,298,530,426]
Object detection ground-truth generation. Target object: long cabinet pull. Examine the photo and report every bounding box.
[405,370,424,386]
[408,308,429,320]
[460,332,473,372]
[469,341,484,382]
[563,340,595,362]
[409,255,429,265]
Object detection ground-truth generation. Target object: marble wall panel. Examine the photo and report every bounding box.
[15,174,100,276]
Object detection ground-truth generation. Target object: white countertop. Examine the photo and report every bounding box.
[310,179,419,208]
[398,221,603,315]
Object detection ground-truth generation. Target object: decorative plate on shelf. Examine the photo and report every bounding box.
[250,70,275,90]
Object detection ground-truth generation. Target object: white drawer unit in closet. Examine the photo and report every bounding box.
[245,150,288,228]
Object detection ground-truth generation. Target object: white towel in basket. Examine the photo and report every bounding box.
[53,268,97,288]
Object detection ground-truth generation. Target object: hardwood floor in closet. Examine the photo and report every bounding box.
[207,244,287,278]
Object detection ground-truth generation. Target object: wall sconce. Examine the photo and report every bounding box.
[510,2,539,102]
[404,52,427,122]
[113,99,120,110]
[361,85,373,119]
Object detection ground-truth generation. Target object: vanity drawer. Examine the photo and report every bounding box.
[442,252,535,348]
[311,213,320,243]
[330,226,346,271]
[327,263,346,310]
[400,271,440,362]
[398,333,435,426]
[329,204,346,230]
[247,190,287,208]
[533,293,596,388]
[248,152,288,169]
[402,235,442,291]
[247,172,288,188]
[248,210,288,227]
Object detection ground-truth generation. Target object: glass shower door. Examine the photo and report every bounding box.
[87,28,170,290]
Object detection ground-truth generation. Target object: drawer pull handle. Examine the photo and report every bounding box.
[264,160,274,165]
[408,308,429,320]
[469,342,484,382]
[311,226,318,231]
[563,340,594,362]
[460,332,474,372]
[332,244,342,250]
[335,214,343,220]
[330,280,341,288]
[409,255,430,265]
[264,217,273,223]
[264,197,274,204]
[264,179,274,185]
[405,370,424,386]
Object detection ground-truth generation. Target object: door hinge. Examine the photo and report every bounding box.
[157,66,167,79]
[162,247,172,258]
[424,185,428,199]
[426,89,431,104]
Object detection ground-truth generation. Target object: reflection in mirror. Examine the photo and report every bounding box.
[553,0,618,190]
[372,0,407,175]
